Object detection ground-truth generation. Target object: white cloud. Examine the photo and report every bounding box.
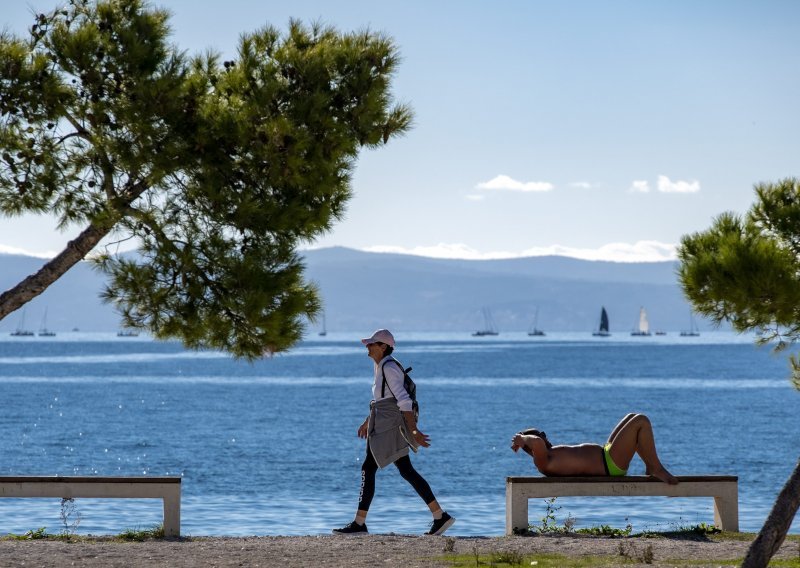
[0,244,57,258]
[657,175,700,193]
[362,240,677,263]
[569,182,595,189]
[630,180,650,193]
[476,174,554,193]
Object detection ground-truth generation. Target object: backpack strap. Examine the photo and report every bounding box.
[380,357,404,399]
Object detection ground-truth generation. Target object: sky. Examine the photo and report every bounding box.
[2,0,799,262]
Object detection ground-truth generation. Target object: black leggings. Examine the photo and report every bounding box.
[357,444,436,511]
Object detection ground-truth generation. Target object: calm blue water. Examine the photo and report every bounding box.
[0,331,797,536]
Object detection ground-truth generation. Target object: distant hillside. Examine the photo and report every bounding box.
[0,247,705,333]
[303,247,700,333]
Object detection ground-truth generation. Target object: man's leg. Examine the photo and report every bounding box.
[606,413,637,444]
[607,414,678,484]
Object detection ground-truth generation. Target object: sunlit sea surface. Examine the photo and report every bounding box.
[0,331,797,536]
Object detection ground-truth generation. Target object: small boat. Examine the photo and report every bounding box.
[680,312,700,337]
[38,308,56,337]
[655,330,667,336]
[592,306,611,337]
[117,330,139,337]
[10,308,34,337]
[527,307,545,336]
[318,311,327,337]
[630,307,652,337]
[473,307,499,336]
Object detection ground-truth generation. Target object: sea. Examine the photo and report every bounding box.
[0,331,798,537]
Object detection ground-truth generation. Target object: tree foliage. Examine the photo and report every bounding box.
[0,0,412,357]
[678,177,800,565]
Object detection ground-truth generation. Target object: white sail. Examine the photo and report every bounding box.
[638,307,650,334]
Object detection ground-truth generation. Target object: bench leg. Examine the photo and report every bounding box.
[163,487,181,538]
[506,487,529,535]
[713,486,739,532]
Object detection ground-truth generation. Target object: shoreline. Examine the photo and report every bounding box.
[0,533,798,567]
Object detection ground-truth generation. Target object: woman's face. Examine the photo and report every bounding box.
[366,342,386,361]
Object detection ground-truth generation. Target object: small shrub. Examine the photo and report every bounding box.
[442,536,456,553]
[7,527,50,540]
[576,523,633,537]
[689,522,721,535]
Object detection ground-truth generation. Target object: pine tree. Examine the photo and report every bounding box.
[678,177,800,566]
[0,0,412,357]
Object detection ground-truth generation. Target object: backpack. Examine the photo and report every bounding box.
[380,358,419,421]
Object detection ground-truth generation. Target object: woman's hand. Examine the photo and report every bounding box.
[413,429,431,448]
[357,419,369,439]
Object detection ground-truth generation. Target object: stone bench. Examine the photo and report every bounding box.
[0,476,182,537]
[506,475,738,534]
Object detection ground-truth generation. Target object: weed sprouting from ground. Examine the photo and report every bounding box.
[537,498,561,533]
[618,540,655,564]
[59,498,81,536]
[442,536,456,553]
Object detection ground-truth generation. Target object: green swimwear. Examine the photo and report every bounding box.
[602,443,627,476]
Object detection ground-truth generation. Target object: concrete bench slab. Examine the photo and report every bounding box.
[506,475,738,534]
[0,476,182,537]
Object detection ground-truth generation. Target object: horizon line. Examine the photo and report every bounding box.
[2,240,679,264]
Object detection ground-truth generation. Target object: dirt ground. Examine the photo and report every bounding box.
[0,533,798,567]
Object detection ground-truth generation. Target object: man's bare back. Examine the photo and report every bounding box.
[537,443,607,477]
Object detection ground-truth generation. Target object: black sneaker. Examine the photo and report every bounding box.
[426,512,455,535]
[332,521,368,535]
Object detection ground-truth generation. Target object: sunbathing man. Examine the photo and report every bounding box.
[511,413,679,484]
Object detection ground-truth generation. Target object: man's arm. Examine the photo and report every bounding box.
[511,433,550,473]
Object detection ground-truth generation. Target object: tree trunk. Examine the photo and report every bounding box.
[0,222,113,321]
[742,456,800,568]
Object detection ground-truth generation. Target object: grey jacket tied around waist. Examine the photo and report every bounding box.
[367,398,418,469]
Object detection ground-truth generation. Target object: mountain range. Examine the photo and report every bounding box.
[0,246,706,334]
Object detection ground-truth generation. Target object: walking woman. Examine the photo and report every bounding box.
[333,329,455,535]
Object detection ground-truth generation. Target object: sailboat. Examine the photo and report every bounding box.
[630,307,652,336]
[527,307,545,336]
[38,308,56,337]
[318,311,327,337]
[592,306,611,337]
[10,308,34,336]
[472,307,499,336]
[680,312,700,337]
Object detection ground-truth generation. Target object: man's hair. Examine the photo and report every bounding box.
[521,428,553,449]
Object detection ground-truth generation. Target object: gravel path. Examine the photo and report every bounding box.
[0,533,798,567]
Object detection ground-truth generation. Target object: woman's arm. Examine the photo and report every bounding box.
[401,410,430,447]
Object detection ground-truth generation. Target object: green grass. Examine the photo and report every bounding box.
[442,552,621,567]
[2,523,167,542]
[117,524,165,541]
[440,533,800,568]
